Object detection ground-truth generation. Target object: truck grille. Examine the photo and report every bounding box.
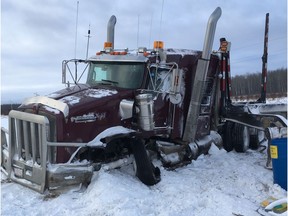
[7,110,49,193]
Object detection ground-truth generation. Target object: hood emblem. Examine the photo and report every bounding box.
[71,112,106,123]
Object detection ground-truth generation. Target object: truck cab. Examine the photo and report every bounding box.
[18,43,219,161]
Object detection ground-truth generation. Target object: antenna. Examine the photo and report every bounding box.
[137,15,140,48]
[74,1,79,59]
[149,13,153,48]
[159,0,165,40]
[85,24,91,59]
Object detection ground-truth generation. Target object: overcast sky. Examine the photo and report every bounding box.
[1,0,287,103]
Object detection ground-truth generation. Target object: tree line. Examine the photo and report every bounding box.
[231,68,287,99]
[1,104,21,115]
[1,68,287,115]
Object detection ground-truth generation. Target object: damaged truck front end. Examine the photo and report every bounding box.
[1,54,152,193]
[1,110,93,193]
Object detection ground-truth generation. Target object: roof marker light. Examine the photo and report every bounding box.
[104,42,113,49]
[219,38,231,53]
[104,42,113,53]
[153,41,164,49]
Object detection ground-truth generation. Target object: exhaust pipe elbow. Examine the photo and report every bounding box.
[202,7,222,59]
[182,7,222,143]
[107,15,117,49]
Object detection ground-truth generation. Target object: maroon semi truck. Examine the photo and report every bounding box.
[1,8,287,193]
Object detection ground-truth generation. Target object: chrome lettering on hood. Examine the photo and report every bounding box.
[71,112,106,123]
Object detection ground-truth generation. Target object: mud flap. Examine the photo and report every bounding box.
[223,122,235,152]
[131,137,161,185]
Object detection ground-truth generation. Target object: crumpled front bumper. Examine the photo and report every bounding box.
[1,110,94,193]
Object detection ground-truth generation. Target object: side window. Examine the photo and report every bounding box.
[94,67,107,81]
[157,70,171,92]
[148,67,171,92]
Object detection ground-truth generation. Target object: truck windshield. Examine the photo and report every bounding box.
[87,62,145,89]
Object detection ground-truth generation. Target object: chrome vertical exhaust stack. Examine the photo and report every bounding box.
[183,7,222,143]
[107,15,117,49]
[202,7,222,60]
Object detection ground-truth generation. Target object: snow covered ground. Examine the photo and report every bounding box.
[1,97,287,216]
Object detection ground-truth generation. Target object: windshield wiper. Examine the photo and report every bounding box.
[101,79,119,85]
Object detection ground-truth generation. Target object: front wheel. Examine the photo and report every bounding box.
[131,138,161,186]
[234,124,250,153]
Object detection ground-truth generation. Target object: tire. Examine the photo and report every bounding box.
[234,124,250,153]
[223,122,235,152]
[249,134,259,150]
[250,130,266,150]
[131,137,161,186]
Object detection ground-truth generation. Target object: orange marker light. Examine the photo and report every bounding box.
[220,40,231,52]
[143,52,150,57]
[154,41,164,49]
[104,42,113,49]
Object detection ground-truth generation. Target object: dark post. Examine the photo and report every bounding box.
[259,13,269,103]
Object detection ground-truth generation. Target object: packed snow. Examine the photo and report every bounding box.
[87,89,118,98]
[1,104,287,216]
[60,95,81,105]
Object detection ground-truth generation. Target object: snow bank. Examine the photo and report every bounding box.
[1,98,287,216]
[1,145,286,216]
[266,97,288,104]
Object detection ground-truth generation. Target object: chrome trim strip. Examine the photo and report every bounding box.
[22,96,69,118]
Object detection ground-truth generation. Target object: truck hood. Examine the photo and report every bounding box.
[21,84,133,117]
[48,84,92,100]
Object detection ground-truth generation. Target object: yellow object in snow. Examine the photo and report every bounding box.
[265,198,287,215]
[270,145,278,159]
[261,197,277,207]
